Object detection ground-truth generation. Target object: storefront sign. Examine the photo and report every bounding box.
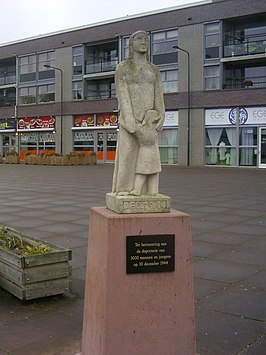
[17,116,56,131]
[0,118,16,131]
[206,107,266,126]
[96,113,118,127]
[164,111,178,127]
[74,114,94,127]
[126,234,175,274]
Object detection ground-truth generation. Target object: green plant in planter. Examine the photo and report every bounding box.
[7,149,18,156]
[0,226,51,256]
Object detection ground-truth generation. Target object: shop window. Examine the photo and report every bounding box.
[19,131,55,154]
[73,46,83,76]
[73,131,95,152]
[204,65,220,90]
[19,87,36,105]
[205,127,236,166]
[159,129,178,165]
[73,81,83,100]
[239,127,257,166]
[38,132,56,151]
[152,29,178,66]
[204,22,220,60]
[161,70,178,93]
[38,84,55,103]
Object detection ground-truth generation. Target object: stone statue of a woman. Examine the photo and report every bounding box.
[112,30,165,196]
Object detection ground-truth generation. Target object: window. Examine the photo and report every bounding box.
[161,70,178,93]
[205,65,220,90]
[224,64,266,89]
[239,127,257,166]
[73,131,95,152]
[85,42,118,74]
[38,84,55,103]
[20,131,56,154]
[73,46,83,76]
[0,62,16,85]
[152,29,178,66]
[122,37,130,59]
[159,129,178,165]
[38,51,55,80]
[19,55,36,82]
[73,81,83,100]
[205,22,220,60]
[86,79,115,100]
[19,87,36,104]
[205,128,236,166]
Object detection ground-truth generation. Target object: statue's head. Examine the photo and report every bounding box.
[128,30,149,60]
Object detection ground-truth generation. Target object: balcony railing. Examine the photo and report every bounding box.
[85,57,118,75]
[85,88,116,100]
[223,76,266,89]
[224,37,266,57]
[0,98,16,107]
[0,74,16,86]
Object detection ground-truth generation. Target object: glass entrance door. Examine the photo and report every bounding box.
[259,127,266,168]
[96,130,117,163]
[2,134,16,156]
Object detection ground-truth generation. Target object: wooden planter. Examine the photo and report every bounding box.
[4,155,20,164]
[0,228,72,300]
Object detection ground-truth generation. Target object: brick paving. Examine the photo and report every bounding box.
[0,164,265,354]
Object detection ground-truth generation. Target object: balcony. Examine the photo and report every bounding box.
[0,73,16,86]
[224,35,266,58]
[85,57,118,75]
[0,87,16,107]
[224,75,266,89]
[0,98,16,107]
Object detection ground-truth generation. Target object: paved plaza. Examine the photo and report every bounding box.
[0,164,265,355]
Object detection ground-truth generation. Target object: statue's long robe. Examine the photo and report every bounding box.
[112,59,165,194]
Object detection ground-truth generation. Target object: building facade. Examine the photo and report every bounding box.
[0,0,266,167]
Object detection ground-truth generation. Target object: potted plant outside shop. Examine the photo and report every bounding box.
[0,226,72,300]
[4,151,20,164]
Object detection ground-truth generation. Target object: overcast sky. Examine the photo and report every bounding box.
[0,0,204,44]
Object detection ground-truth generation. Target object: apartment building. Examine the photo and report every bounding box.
[0,0,265,167]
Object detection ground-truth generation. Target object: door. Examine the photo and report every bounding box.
[259,127,266,168]
[2,134,16,156]
[96,130,117,163]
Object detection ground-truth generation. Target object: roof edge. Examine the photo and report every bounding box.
[0,0,212,47]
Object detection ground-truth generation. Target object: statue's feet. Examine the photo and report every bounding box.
[129,189,141,196]
[117,191,129,196]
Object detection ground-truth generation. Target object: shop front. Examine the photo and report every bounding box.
[205,106,266,168]
[72,111,178,165]
[73,113,118,163]
[0,118,16,156]
[17,116,56,159]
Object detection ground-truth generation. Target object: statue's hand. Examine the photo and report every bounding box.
[156,121,164,132]
[122,116,136,133]
[127,122,136,133]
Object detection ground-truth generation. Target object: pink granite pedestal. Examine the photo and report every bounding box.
[80,207,196,355]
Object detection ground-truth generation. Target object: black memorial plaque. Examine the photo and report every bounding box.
[126,234,175,274]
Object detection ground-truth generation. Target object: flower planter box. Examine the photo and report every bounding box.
[0,227,72,300]
[4,155,20,164]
